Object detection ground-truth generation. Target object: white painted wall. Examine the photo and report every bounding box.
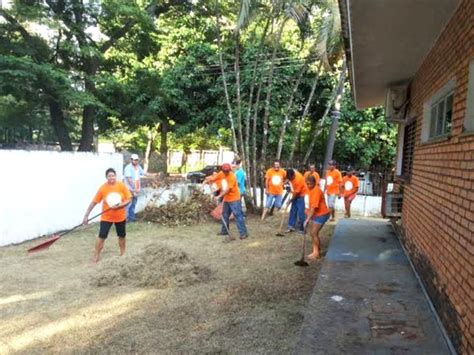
[0,150,123,246]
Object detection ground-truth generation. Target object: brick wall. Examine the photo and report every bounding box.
[398,0,474,353]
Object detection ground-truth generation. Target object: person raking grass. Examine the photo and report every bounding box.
[83,168,132,262]
[304,175,331,260]
[211,163,249,242]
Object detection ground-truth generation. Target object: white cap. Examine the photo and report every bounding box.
[131,154,139,160]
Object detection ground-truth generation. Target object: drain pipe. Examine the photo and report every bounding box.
[391,222,457,355]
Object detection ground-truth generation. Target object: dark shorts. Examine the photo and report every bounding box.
[312,213,330,225]
[99,220,126,239]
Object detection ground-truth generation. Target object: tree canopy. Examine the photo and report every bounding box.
[0,0,396,175]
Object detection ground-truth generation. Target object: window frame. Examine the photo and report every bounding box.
[421,79,456,143]
[464,60,474,133]
[430,92,453,139]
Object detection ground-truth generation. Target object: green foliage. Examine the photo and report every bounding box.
[0,0,396,171]
[334,87,397,169]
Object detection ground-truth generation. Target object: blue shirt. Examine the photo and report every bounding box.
[235,168,246,195]
[124,163,144,191]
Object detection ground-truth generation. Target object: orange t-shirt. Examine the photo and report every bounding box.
[342,175,359,197]
[305,186,330,218]
[265,168,286,195]
[211,178,222,193]
[93,181,132,222]
[207,171,224,183]
[303,171,320,186]
[325,168,342,195]
[290,170,308,197]
[222,172,241,202]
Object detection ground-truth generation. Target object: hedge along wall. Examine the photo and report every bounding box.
[0,150,123,246]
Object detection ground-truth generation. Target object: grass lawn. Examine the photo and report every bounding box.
[0,214,334,354]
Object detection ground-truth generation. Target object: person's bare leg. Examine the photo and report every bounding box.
[330,208,336,221]
[307,223,322,259]
[94,238,105,263]
[261,208,268,220]
[344,198,350,217]
[118,237,126,256]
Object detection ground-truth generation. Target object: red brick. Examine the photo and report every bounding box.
[396,0,474,353]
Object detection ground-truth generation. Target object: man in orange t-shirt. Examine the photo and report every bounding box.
[285,169,308,234]
[214,163,248,241]
[341,169,359,218]
[262,160,287,220]
[83,168,132,262]
[324,160,342,221]
[304,175,330,260]
[303,164,320,186]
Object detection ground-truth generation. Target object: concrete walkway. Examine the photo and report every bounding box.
[295,218,451,354]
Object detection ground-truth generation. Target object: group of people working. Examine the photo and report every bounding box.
[81,152,359,263]
[204,158,359,261]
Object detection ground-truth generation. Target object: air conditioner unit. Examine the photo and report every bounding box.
[385,84,409,123]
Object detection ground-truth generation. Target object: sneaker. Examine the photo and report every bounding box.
[217,232,228,236]
[239,235,249,240]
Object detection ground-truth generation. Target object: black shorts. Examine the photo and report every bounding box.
[99,220,126,239]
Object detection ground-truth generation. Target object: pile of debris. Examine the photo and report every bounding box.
[91,244,212,288]
[141,175,184,189]
[139,188,217,227]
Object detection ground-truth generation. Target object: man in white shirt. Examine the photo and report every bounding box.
[123,154,145,222]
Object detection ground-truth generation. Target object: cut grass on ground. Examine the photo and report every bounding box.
[0,214,335,354]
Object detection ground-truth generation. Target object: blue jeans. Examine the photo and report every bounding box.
[221,200,248,237]
[288,196,305,232]
[265,194,283,209]
[127,195,138,221]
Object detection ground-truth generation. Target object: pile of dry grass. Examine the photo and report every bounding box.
[139,189,217,227]
[91,244,212,288]
[142,175,185,189]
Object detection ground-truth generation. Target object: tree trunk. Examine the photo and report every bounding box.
[144,128,156,173]
[216,11,238,154]
[78,105,95,151]
[234,30,245,161]
[252,74,265,207]
[48,99,73,151]
[302,60,346,165]
[244,17,271,207]
[159,120,169,176]
[244,17,271,196]
[275,61,307,160]
[322,73,346,173]
[260,18,287,171]
[288,61,322,162]
[78,60,99,152]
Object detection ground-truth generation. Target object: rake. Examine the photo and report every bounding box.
[27,209,110,254]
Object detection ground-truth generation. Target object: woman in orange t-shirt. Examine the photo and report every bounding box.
[83,168,132,262]
[304,175,330,260]
[341,169,359,218]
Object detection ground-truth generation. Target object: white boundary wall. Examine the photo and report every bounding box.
[0,150,123,246]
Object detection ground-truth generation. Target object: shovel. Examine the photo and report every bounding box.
[27,208,111,254]
[294,224,309,267]
[276,192,292,236]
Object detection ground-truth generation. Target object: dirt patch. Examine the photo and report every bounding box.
[91,244,212,288]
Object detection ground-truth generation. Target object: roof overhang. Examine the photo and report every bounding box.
[339,0,461,109]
